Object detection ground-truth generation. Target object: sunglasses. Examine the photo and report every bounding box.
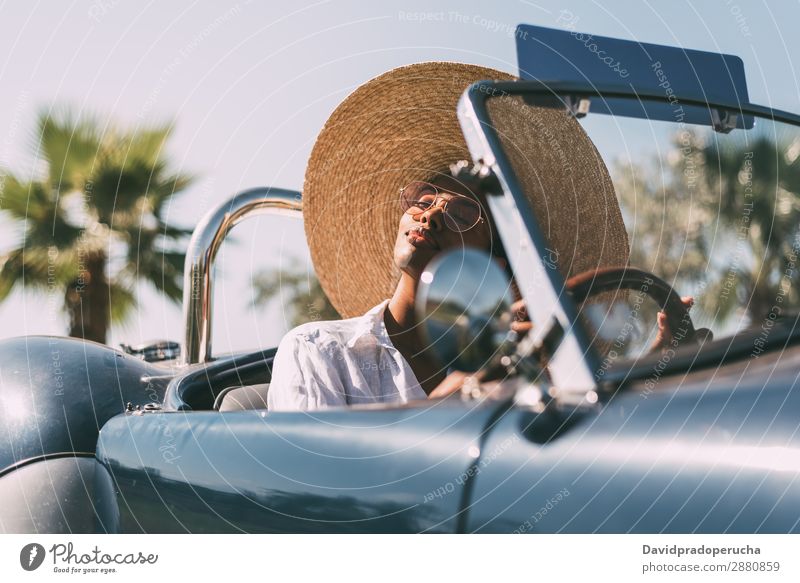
[399,181,485,233]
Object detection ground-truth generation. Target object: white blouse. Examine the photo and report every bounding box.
[267,300,428,411]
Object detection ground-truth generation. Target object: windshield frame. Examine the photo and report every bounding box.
[457,79,800,394]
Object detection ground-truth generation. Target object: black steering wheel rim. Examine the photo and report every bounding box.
[566,266,698,347]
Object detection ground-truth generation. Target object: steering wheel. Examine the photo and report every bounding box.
[566,266,712,347]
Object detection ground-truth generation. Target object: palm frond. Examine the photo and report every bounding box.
[0,248,27,301]
[0,172,40,221]
[124,232,184,303]
[89,158,161,222]
[108,280,138,325]
[149,171,196,219]
[118,123,173,167]
[0,245,78,301]
[33,107,103,192]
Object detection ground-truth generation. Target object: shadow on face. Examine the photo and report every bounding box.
[393,172,498,280]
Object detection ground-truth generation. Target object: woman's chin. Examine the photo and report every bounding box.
[395,245,437,278]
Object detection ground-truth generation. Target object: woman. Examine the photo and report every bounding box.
[267,61,634,411]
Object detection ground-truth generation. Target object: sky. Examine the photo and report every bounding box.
[0,0,798,355]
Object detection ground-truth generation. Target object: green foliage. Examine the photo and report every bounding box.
[617,127,800,327]
[252,265,339,328]
[0,107,194,342]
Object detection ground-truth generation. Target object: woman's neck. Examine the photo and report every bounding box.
[386,272,418,330]
[385,272,419,345]
[384,272,446,394]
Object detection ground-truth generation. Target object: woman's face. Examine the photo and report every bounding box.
[393,174,494,280]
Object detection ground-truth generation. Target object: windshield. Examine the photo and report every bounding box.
[583,103,800,360]
[484,93,800,368]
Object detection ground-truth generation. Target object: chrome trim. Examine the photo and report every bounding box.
[181,187,302,364]
[457,84,599,393]
[471,79,800,127]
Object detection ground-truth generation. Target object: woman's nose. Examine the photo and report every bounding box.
[419,204,445,231]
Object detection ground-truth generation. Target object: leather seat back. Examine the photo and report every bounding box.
[214,383,270,411]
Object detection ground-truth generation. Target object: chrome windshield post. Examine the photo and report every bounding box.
[457,82,600,396]
[181,187,302,365]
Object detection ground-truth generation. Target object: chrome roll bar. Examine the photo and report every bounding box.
[181,187,302,364]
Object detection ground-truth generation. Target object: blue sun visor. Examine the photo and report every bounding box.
[514,23,754,131]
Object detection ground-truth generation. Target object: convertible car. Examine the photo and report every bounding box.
[2,25,800,533]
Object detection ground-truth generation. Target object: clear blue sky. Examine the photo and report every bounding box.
[0,0,798,354]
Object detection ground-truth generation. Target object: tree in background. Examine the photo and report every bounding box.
[615,134,709,286]
[0,108,193,344]
[252,265,338,328]
[616,127,800,328]
[695,131,800,321]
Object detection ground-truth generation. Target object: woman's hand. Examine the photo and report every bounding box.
[510,299,532,336]
[428,300,531,400]
[428,370,479,400]
[651,296,694,351]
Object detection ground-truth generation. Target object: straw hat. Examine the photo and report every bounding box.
[303,62,629,319]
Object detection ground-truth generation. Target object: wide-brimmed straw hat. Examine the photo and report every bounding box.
[303,61,629,319]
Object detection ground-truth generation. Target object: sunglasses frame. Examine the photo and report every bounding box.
[399,181,485,233]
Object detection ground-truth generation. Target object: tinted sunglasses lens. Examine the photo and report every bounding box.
[444,197,481,231]
[401,181,437,211]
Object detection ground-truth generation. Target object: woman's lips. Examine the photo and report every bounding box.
[406,227,438,249]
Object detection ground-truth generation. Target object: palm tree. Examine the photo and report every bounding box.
[252,265,339,328]
[0,108,194,344]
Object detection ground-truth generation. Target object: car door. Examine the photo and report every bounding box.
[96,397,509,533]
[463,348,800,533]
